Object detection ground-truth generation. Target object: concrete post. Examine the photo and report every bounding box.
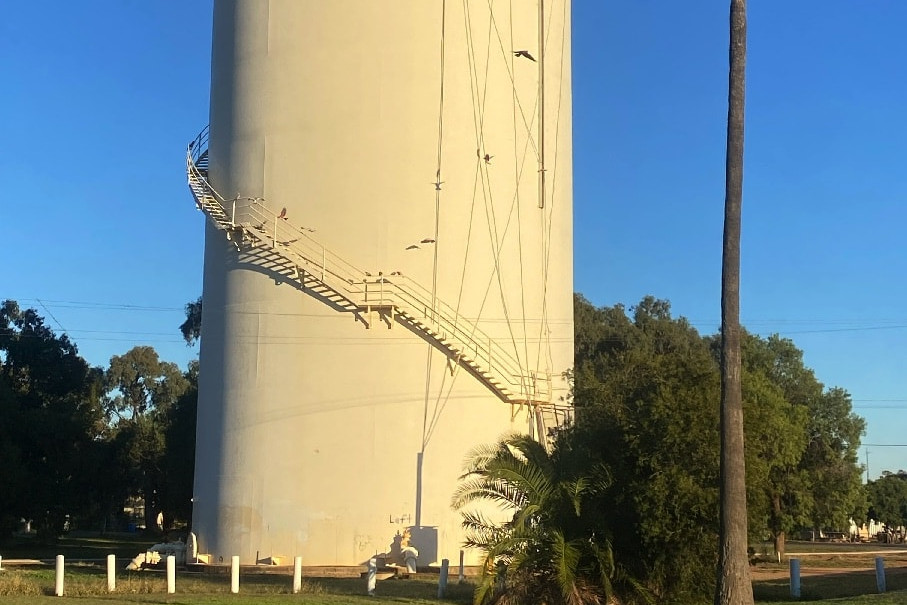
[166,555,176,594]
[438,558,450,598]
[876,556,886,593]
[293,556,303,593]
[789,557,800,599]
[231,556,240,593]
[458,550,465,582]
[54,555,64,597]
[367,558,377,596]
[107,554,116,592]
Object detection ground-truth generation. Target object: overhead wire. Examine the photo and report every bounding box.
[422,0,449,452]
[535,0,569,386]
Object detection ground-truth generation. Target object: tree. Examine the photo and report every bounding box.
[180,297,202,345]
[866,472,907,528]
[158,360,199,527]
[802,388,865,533]
[0,300,108,538]
[736,334,810,559]
[452,434,634,605]
[572,294,867,600]
[572,295,720,601]
[105,346,190,530]
[715,0,754,603]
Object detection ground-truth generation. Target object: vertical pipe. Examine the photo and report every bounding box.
[54,555,64,597]
[458,550,465,582]
[415,452,424,527]
[789,558,800,599]
[293,556,303,593]
[537,0,545,209]
[231,555,240,593]
[438,558,449,598]
[367,557,377,596]
[876,556,886,593]
[107,554,116,592]
[166,555,176,594]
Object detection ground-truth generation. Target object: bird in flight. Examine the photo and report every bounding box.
[420,238,436,244]
[483,153,493,164]
[514,50,536,62]
[406,244,420,250]
[278,207,288,220]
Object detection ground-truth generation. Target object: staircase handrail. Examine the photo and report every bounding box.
[187,126,549,403]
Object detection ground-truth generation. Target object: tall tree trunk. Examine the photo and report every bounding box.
[715,1,754,604]
[771,494,786,560]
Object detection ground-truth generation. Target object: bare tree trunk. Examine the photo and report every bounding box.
[771,494,786,560]
[715,1,754,604]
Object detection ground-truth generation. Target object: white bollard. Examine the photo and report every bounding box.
[876,556,886,593]
[107,554,116,592]
[458,550,465,582]
[367,557,377,596]
[438,558,449,598]
[0,554,3,570]
[166,555,176,594]
[789,558,800,599]
[231,555,240,593]
[293,556,303,594]
[55,555,64,597]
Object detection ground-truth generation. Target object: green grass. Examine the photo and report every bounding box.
[4,537,907,604]
[0,564,474,604]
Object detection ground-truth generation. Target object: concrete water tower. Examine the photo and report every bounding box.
[188,0,573,566]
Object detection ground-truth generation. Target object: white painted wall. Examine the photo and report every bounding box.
[193,0,573,566]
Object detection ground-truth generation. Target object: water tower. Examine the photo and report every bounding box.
[188,0,573,566]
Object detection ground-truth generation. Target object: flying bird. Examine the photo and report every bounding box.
[483,153,493,164]
[420,238,436,244]
[406,244,420,250]
[514,50,536,62]
[278,207,288,220]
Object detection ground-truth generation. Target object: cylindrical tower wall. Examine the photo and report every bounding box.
[194,0,572,566]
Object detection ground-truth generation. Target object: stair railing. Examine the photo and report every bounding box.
[187,127,549,404]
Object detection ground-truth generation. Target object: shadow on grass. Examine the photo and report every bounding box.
[754,566,907,601]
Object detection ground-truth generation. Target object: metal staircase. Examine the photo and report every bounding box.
[187,126,552,408]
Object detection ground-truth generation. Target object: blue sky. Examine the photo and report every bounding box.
[2,2,904,479]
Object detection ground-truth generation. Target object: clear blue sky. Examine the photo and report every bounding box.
[2,2,904,479]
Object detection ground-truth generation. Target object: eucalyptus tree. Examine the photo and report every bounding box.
[105,346,190,530]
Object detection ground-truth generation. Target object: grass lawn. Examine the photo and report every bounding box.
[0,566,474,605]
[4,536,907,604]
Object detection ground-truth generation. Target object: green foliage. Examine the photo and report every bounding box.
[0,300,108,538]
[179,296,202,346]
[571,294,719,601]
[452,434,641,605]
[159,362,198,525]
[570,295,867,601]
[0,302,197,537]
[866,471,907,527]
[104,346,191,530]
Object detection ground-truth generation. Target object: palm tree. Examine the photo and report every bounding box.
[452,434,639,605]
[715,1,754,604]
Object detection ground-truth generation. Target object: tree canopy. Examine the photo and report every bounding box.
[566,294,866,600]
[0,301,198,540]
